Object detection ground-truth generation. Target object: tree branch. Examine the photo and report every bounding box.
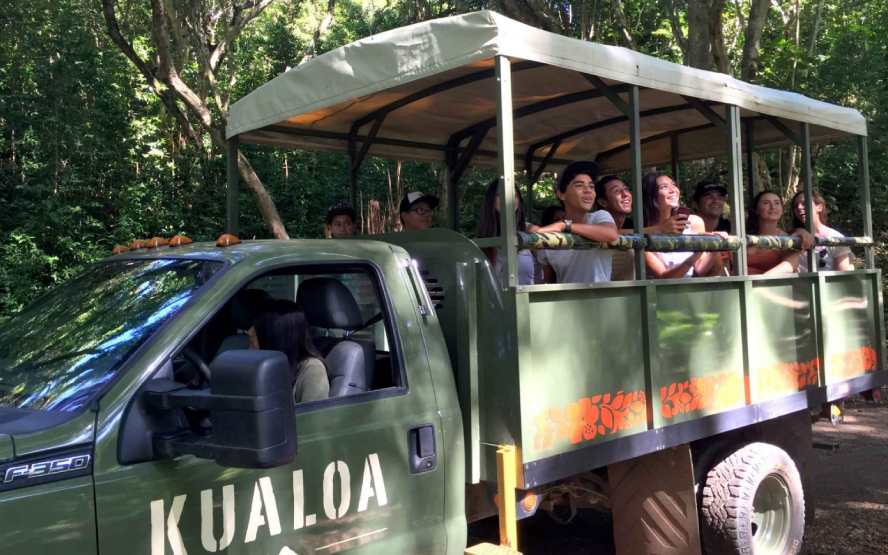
[740,0,770,82]
[300,0,336,65]
[709,0,731,74]
[610,0,638,50]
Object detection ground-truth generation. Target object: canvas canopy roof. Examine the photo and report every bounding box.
[227,11,866,173]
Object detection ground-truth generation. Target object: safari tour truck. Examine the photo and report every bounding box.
[0,11,883,555]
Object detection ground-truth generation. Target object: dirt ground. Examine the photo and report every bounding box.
[468,394,888,555]
[804,396,888,554]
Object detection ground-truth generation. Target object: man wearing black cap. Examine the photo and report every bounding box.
[692,181,732,233]
[324,203,357,238]
[399,191,440,231]
[535,161,618,283]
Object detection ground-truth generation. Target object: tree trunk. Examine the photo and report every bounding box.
[610,0,638,50]
[709,0,731,74]
[740,0,770,82]
[300,0,336,65]
[688,0,714,70]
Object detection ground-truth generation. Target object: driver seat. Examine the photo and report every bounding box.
[296,278,374,397]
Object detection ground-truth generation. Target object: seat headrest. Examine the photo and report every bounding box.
[230,289,273,331]
[296,278,364,330]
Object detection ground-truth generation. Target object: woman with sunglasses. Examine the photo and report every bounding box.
[790,190,853,271]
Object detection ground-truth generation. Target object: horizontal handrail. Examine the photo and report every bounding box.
[514,232,874,252]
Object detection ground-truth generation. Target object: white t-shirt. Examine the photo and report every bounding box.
[495,248,541,286]
[799,226,852,271]
[536,211,615,283]
[657,227,695,278]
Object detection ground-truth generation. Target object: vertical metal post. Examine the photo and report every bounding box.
[670,134,680,186]
[496,445,518,550]
[227,136,239,236]
[859,136,874,269]
[446,165,459,232]
[800,123,816,273]
[629,86,645,280]
[745,119,756,207]
[726,106,747,276]
[496,56,518,288]
[525,157,534,224]
[348,137,358,209]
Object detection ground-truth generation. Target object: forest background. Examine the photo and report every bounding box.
[0,0,885,322]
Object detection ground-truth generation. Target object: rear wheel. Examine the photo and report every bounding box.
[700,442,804,555]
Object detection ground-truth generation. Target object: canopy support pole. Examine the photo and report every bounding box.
[446,148,458,231]
[859,136,874,269]
[496,56,518,288]
[726,105,747,276]
[629,85,645,280]
[227,135,239,236]
[348,135,357,208]
[445,127,490,231]
[670,134,680,186]
[524,139,563,222]
[745,119,756,207]
[800,123,816,273]
[682,96,726,132]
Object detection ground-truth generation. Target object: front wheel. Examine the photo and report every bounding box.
[700,442,805,555]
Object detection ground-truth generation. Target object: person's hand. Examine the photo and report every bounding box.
[537,222,567,234]
[657,214,689,235]
[792,228,815,250]
[323,224,332,239]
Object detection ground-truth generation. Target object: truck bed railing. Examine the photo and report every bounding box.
[512,232,874,252]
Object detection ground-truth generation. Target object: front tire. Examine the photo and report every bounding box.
[700,442,805,555]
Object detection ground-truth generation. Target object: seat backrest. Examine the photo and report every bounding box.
[213,289,272,361]
[325,341,369,397]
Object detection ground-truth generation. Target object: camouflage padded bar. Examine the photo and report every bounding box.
[746,235,874,249]
[516,232,642,251]
[645,234,742,252]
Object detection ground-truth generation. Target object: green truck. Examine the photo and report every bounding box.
[0,11,883,555]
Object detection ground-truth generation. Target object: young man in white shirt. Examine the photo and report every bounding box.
[535,161,618,283]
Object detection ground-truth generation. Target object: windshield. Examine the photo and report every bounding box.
[0,259,222,411]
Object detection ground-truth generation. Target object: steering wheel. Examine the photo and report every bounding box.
[183,347,211,387]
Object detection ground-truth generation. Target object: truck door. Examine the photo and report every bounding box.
[93,262,447,555]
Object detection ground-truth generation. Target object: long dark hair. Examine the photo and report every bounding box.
[641,172,671,227]
[540,205,564,226]
[254,299,327,384]
[746,189,782,235]
[790,189,828,229]
[476,178,527,265]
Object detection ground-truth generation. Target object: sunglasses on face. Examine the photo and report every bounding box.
[410,208,434,216]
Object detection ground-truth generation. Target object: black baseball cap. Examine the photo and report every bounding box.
[326,203,356,224]
[557,161,600,193]
[399,191,440,214]
[693,181,728,202]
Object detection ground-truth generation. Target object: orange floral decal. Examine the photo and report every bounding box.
[756,358,820,400]
[831,345,878,379]
[532,390,647,451]
[660,372,744,420]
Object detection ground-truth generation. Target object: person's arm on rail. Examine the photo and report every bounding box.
[537,213,618,243]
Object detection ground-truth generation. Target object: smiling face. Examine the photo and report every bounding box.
[401,202,434,230]
[557,173,596,212]
[696,190,725,218]
[329,214,355,238]
[756,192,784,223]
[792,194,823,225]
[598,179,632,216]
[656,175,680,213]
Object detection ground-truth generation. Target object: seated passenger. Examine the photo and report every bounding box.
[536,161,618,283]
[595,175,636,281]
[746,190,804,275]
[691,181,732,233]
[251,300,330,403]
[790,190,853,271]
[476,179,540,286]
[324,203,357,238]
[399,191,439,231]
[540,205,565,227]
[641,172,718,279]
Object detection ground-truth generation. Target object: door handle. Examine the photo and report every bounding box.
[408,424,437,474]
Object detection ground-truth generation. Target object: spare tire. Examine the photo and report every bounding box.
[700,442,804,555]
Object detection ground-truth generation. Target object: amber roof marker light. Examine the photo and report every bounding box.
[111,245,131,255]
[169,235,193,247]
[147,237,170,248]
[129,240,149,250]
[216,234,242,247]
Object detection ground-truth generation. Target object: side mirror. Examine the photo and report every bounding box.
[143,350,297,469]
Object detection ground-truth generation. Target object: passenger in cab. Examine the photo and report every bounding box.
[251,300,330,403]
[692,181,732,233]
[477,179,541,285]
[399,191,439,231]
[790,190,853,271]
[540,205,565,227]
[642,172,718,279]
[745,191,804,275]
[324,204,357,238]
[536,161,618,283]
